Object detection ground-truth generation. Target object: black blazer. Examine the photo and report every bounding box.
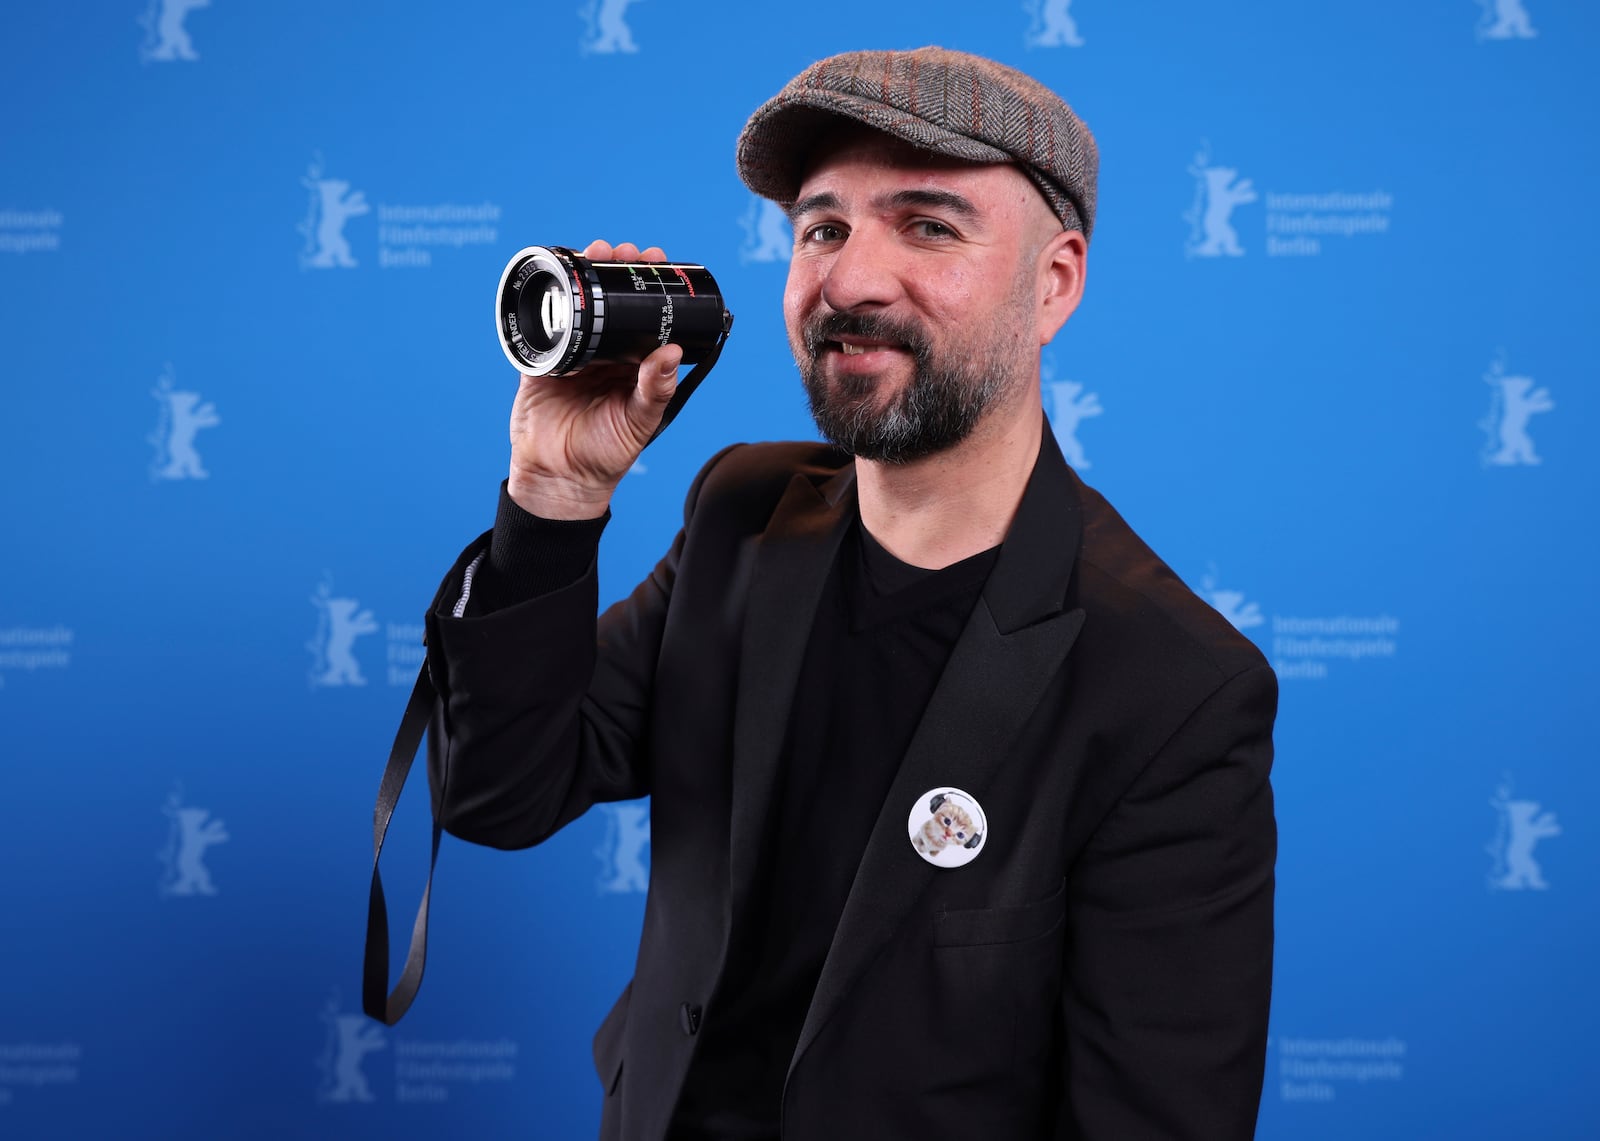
[424,430,1278,1140]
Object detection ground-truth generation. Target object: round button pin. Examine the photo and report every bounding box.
[907,787,987,868]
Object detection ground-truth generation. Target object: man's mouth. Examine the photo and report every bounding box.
[829,337,908,358]
[804,314,927,365]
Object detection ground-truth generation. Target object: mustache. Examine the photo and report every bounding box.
[800,311,933,362]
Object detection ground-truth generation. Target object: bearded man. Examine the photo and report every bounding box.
[421,46,1278,1141]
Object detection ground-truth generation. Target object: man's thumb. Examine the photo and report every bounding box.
[643,346,683,404]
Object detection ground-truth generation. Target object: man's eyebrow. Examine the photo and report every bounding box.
[786,188,983,223]
[787,192,841,222]
[874,188,981,222]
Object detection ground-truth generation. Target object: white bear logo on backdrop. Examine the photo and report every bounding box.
[1487,778,1560,890]
[595,804,652,894]
[138,0,209,63]
[579,0,642,54]
[1186,142,1258,258]
[308,577,378,687]
[1201,569,1266,633]
[1476,0,1537,40]
[1042,354,1102,470]
[1023,0,1085,48]
[738,196,793,264]
[299,156,370,270]
[148,364,220,482]
[1480,353,1553,467]
[317,992,387,1103]
[158,783,229,897]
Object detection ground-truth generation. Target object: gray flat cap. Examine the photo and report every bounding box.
[737,46,1098,239]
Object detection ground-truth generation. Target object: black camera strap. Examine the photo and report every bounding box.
[648,309,733,445]
[362,316,733,1026]
[363,663,441,1026]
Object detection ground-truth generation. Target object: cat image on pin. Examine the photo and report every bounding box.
[914,792,983,858]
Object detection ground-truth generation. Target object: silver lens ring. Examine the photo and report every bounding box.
[496,245,582,376]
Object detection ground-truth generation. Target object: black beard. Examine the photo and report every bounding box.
[796,311,1000,464]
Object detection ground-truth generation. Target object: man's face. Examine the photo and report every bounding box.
[783,130,1061,464]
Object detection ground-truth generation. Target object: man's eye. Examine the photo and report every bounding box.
[802,223,845,243]
[909,219,955,239]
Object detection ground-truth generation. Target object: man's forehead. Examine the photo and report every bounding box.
[791,127,1031,214]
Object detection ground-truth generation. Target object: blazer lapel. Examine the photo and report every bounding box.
[728,466,857,917]
[790,427,1088,1075]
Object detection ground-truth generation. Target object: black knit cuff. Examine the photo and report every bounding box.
[467,481,609,612]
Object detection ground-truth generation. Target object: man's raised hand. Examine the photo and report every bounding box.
[506,240,682,519]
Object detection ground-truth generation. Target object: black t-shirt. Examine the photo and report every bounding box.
[669,521,997,1139]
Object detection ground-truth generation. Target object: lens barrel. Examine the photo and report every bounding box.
[496,245,732,376]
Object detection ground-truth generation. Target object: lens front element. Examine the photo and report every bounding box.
[524,271,568,353]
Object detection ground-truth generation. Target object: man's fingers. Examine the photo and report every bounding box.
[579,240,668,264]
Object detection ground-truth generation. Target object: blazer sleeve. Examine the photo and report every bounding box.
[1058,663,1279,1141]
[420,450,731,851]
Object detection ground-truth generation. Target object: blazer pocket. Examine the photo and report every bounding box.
[933,879,1066,948]
[592,981,631,1096]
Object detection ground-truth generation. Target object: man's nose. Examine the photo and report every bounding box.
[819,230,902,312]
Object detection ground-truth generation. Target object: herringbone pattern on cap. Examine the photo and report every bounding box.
[737,46,1097,238]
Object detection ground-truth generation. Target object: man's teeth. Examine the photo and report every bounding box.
[839,342,901,356]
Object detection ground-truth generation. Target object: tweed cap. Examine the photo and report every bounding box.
[737,46,1098,238]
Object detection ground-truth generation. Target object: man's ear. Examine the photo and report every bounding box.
[1036,228,1087,346]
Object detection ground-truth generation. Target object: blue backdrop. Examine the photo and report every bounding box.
[3,2,1595,1138]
